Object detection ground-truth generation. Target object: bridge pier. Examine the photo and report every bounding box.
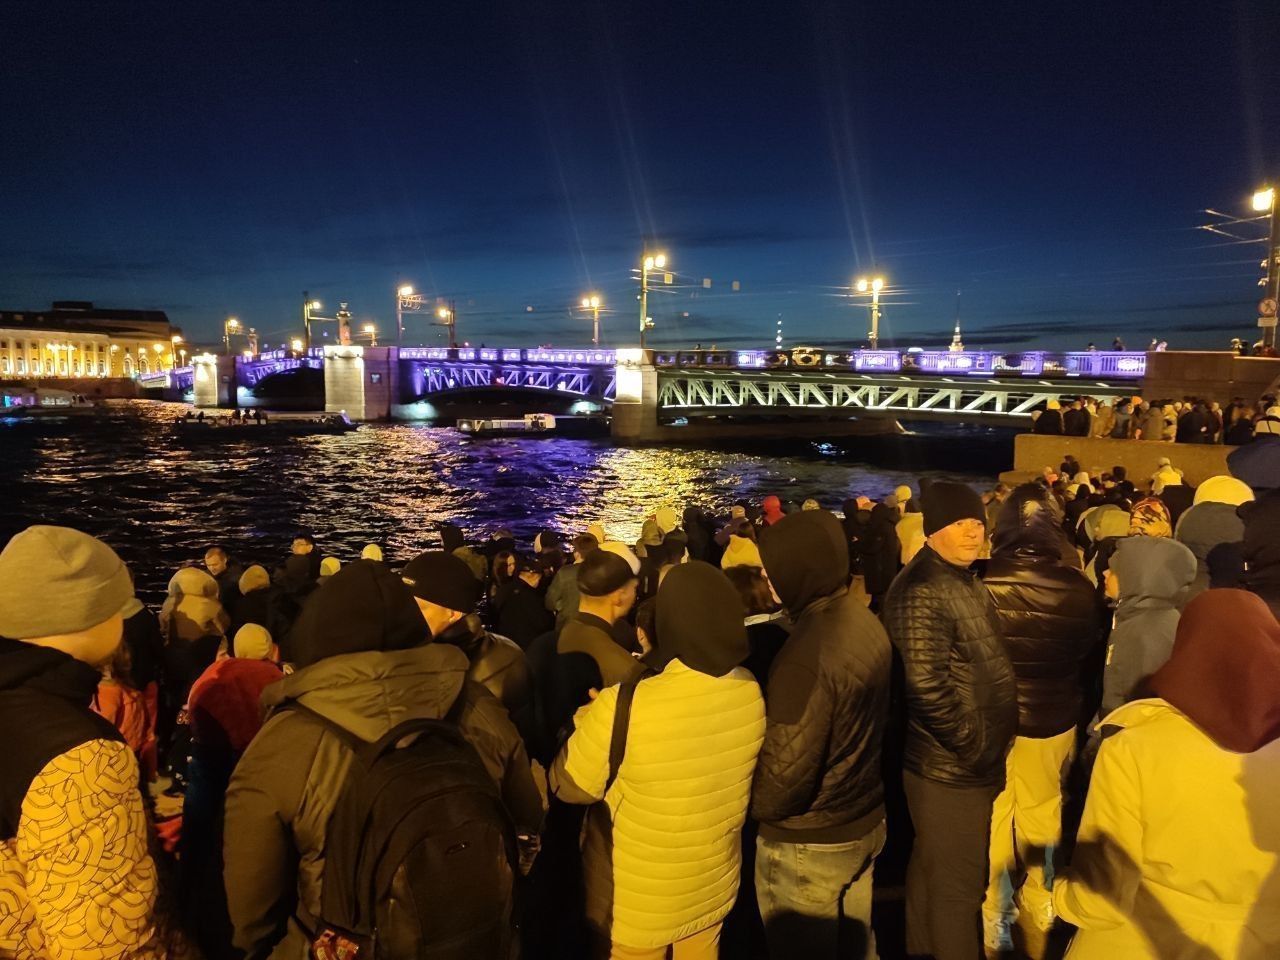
[324,345,400,421]
[611,349,661,443]
[192,353,237,408]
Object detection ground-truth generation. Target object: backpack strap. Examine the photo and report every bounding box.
[604,676,640,794]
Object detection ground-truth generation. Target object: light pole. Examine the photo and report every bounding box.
[170,335,183,370]
[396,284,415,343]
[290,337,304,354]
[361,323,378,347]
[436,301,458,348]
[854,275,886,349]
[223,316,240,355]
[302,295,324,352]
[1254,186,1278,349]
[581,294,602,345]
[639,252,666,349]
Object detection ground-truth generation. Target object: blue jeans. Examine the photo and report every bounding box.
[755,820,886,959]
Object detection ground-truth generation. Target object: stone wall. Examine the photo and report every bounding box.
[1143,351,1280,405]
[1009,433,1234,486]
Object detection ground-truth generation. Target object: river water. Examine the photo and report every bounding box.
[0,400,1009,601]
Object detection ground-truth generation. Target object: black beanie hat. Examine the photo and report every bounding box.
[290,559,429,668]
[921,481,987,537]
[654,561,749,676]
[401,550,484,613]
[578,549,637,597]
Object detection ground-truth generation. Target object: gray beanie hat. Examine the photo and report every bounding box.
[0,526,134,639]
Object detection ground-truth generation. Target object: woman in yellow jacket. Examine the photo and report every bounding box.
[1055,588,1280,959]
[551,561,766,959]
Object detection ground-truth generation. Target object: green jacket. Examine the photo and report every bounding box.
[224,643,544,959]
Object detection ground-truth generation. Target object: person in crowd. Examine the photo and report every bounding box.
[493,555,556,650]
[881,482,1018,960]
[1058,454,1081,479]
[761,494,786,527]
[1090,400,1114,439]
[317,556,340,583]
[556,543,645,689]
[801,497,821,510]
[1147,455,1182,486]
[181,623,283,959]
[682,506,715,563]
[229,562,290,644]
[0,526,163,958]
[1127,497,1172,538]
[980,485,1102,951]
[722,564,789,684]
[203,545,243,611]
[857,500,901,611]
[1109,401,1134,439]
[402,550,535,743]
[751,510,892,959]
[546,532,601,626]
[550,561,765,959]
[1033,400,1064,435]
[895,499,927,567]
[1055,589,1280,959]
[91,639,158,781]
[1174,476,1254,598]
[1228,406,1280,491]
[1062,400,1087,437]
[1099,536,1197,717]
[490,548,518,599]
[721,518,764,569]
[224,560,543,958]
[654,505,681,537]
[440,522,489,581]
[273,532,322,606]
[360,543,383,561]
[1136,401,1164,442]
[1240,489,1280,619]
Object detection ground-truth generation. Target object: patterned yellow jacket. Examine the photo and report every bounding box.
[0,738,161,960]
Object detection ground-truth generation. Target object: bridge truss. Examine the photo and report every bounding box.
[409,361,616,400]
[655,370,1135,425]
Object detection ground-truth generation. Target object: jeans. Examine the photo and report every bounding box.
[755,820,886,959]
[904,772,999,960]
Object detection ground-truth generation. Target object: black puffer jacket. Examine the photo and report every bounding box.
[982,486,1103,739]
[751,511,892,843]
[882,544,1017,787]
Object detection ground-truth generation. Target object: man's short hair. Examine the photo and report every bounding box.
[204,545,228,560]
[572,533,600,557]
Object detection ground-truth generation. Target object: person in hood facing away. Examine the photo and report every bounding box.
[223,560,543,959]
[761,494,785,527]
[1099,536,1197,716]
[751,511,892,959]
[1239,489,1280,620]
[881,482,1018,960]
[720,518,764,569]
[856,501,901,611]
[551,561,765,959]
[402,550,536,745]
[1127,497,1172,538]
[1173,476,1253,599]
[1055,589,1280,959]
[980,485,1103,951]
[0,526,162,959]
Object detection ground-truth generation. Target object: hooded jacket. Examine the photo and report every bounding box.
[983,487,1103,738]
[159,566,230,644]
[882,544,1018,787]
[1241,490,1280,619]
[1055,591,1280,960]
[1228,435,1280,493]
[0,639,162,959]
[223,564,543,960]
[720,533,764,569]
[550,563,764,949]
[435,615,535,747]
[752,511,892,842]
[856,503,901,596]
[1174,501,1246,599]
[1099,537,1197,716]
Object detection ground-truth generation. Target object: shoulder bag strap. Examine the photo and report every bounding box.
[604,676,640,794]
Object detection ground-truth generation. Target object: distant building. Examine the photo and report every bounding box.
[0,301,179,379]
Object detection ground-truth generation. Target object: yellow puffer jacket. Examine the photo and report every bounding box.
[0,740,161,959]
[1056,700,1280,959]
[551,660,765,949]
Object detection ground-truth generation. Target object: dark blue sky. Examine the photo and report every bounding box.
[2,1,1278,351]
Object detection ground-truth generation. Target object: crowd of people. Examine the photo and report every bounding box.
[1028,392,1280,445]
[1,451,1278,960]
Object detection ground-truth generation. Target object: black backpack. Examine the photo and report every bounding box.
[291,705,518,960]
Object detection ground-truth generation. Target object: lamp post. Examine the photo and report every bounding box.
[854,275,886,349]
[290,338,304,354]
[1255,186,1278,349]
[436,301,458,348]
[170,335,183,370]
[361,323,378,347]
[302,295,323,352]
[580,294,602,346]
[639,252,667,349]
[223,317,240,355]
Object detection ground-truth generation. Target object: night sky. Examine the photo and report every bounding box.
[2,1,1278,352]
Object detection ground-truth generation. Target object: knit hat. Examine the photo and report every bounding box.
[233,623,274,660]
[801,498,820,511]
[654,506,680,535]
[720,535,764,570]
[169,566,219,600]
[654,561,749,677]
[360,544,384,562]
[921,482,987,537]
[401,551,483,613]
[291,560,428,668]
[579,543,639,596]
[1129,497,1173,538]
[894,484,913,505]
[640,518,664,547]
[319,557,342,577]
[1193,475,1254,507]
[238,564,270,594]
[0,526,134,639]
[586,522,608,545]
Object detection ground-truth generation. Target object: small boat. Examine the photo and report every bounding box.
[0,387,98,416]
[455,412,609,438]
[172,412,358,439]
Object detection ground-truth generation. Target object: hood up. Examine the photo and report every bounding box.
[1110,536,1197,613]
[1240,490,1280,598]
[439,523,465,553]
[1151,589,1280,752]
[1175,502,1245,562]
[759,509,849,615]
[653,561,749,677]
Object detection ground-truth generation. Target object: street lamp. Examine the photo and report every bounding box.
[302,294,324,351]
[290,338,304,354]
[396,284,417,343]
[361,323,378,347]
[854,275,886,349]
[580,294,602,346]
[170,335,183,370]
[436,302,458,348]
[223,317,240,355]
[1255,186,1278,348]
[639,252,667,349]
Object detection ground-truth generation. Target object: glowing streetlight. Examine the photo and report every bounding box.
[581,294,603,345]
[290,338,304,353]
[223,316,240,355]
[639,251,668,349]
[434,301,459,348]
[854,275,887,349]
[1256,186,1279,348]
[361,322,378,347]
[1253,187,1275,212]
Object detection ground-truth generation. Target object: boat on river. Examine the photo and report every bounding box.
[455,413,609,438]
[1,387,98,416]
[172,412,358,439]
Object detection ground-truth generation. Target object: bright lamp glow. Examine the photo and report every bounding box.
[856,279,869,292]
[398,284,414,297]
[654,254,667,269]
[227,317,239,329]
[644,256,655,270]
[1254,187,1276,212]
[362,323,376,333]
[309,301,322,310]
[291,338,304,351]
[437,307,450,319]
[871,277,885,292]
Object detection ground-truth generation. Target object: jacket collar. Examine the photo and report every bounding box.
[0,637,102,707]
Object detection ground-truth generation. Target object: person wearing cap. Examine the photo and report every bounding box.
[224,560,542,958]
[881,482,1018,960]
[546,531,602,627]
[1055,589,1280,959]
[751,510,892,959]
[0,526,162,959]
[551,561,766,959]
[402,550,535,744]
[557,542,645,690]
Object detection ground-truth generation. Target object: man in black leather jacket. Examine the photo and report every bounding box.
[981,485,1102,951]
[752,510,892,959]
[882,482,1017,960]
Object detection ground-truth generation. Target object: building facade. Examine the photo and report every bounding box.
[0,301,179,379]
